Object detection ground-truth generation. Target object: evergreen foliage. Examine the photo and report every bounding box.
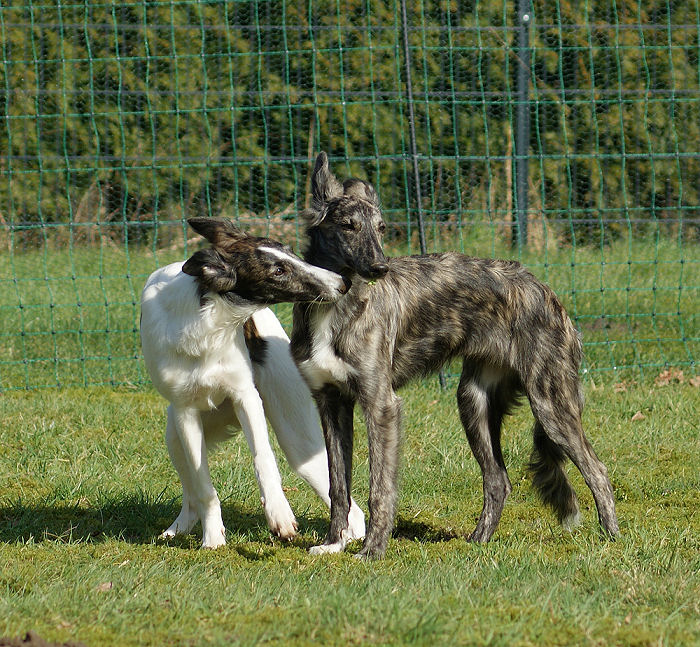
[1,0,698,246]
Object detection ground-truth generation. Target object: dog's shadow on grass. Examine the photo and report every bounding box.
[0,497,461,551]
[392,517,460,544]
[0,495,327,548]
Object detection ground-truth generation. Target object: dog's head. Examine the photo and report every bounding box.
[182,217,348,305]
[302,152,389,282]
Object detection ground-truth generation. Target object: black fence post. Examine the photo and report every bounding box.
[514,0,531,251]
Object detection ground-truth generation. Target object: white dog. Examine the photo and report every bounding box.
[140,218,365,548]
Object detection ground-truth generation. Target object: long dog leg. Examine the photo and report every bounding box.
[528,389,618,537]
[161,405,200,539]
[232,387,298,540]
[356,388,402,560]
[253,334,365,540]
[169,404,226,548]
[457,369,512,543]
[309,386,356,554]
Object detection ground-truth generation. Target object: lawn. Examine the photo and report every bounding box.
[1,377,698,646]
[0,228,697,389]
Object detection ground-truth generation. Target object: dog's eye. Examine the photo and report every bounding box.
[273,266,285,276]
[378,222,386,234]
[341,221,356,231]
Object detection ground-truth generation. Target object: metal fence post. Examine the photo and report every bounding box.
[400,0,448,389]
[514,0,531,251]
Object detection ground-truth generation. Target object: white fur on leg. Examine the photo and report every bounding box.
[200,501,227,548]
[346,501,366,540]
[170,406,227,548]
[233,388,299,540]
[261,493,298,540]
[309,531,350,555]
[160,499,198,539]
[561,510,582,531]
[309,507,365,555]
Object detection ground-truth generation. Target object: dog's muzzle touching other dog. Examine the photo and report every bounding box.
[140,217,365,548]
[290,152,619,559]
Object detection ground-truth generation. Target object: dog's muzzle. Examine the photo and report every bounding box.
[364,262,389,280]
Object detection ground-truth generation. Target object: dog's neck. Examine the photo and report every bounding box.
[302,228,350,278]
[200,291,261,328]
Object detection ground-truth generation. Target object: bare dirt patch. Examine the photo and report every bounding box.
[0,632,87,647]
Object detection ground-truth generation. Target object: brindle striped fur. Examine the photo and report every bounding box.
[290,152,619,559]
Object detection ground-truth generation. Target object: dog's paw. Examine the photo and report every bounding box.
[309,541,346,555]
[346,501,366,540]
[353,543,386,561]
[201,525,227,549]
[262,495,298,540]
[160,507,198,540]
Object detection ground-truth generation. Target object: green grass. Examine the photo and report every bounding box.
[1,380,698,646]
[0,229,697,389]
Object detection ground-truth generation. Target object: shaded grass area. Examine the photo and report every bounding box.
[1,381,698,646]
[0,231,697,389]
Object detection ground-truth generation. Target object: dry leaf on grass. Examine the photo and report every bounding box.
[631,411,646,421]
[655,368,685,386]
[613,380,636,392]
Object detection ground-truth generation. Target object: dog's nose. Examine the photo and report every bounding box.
[367,262,389,279]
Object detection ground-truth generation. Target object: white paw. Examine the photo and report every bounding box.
[347,501,366,540]
[309,541,346,555]
[200,505,227,548]
[201,525,227,549]
[262,495,298,540]
[160,507,198,539]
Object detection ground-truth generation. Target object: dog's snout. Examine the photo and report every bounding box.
[367,262,389,279]
[338,277,352,294]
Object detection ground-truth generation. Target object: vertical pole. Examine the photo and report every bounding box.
[400,0,446,388]
[514,0,531,250]
[399,0,428,255]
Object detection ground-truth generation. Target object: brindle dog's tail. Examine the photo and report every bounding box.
[528,422,581,529]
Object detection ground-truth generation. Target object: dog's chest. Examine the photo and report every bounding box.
[297,308,356,391]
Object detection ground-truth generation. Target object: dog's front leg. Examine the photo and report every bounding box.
[233,388,297,540]
[309,386,355,555]
[169,405,226,548]
[161,405,200,540]
[356,388,402,560]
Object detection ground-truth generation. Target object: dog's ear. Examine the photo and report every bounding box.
[343,178,379,206]
[182,248,237,293]
[311,152,344,212]
[187,217,248,251]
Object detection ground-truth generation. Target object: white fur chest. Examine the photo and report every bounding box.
[298,307,357,391]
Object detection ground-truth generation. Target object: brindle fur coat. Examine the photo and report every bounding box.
[291,152,619,559]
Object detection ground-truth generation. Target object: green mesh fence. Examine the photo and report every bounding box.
[0,0,698,390]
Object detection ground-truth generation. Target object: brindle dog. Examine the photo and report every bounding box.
[290,152,619,559]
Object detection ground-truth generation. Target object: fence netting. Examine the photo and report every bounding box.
[1,0,698,390]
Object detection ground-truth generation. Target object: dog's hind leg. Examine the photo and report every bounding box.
[263,399,366,542]
[168,404,227,548]
[527,378,619,537]
[253,335,365,540]
[528,420,580,529]
[457,365,512,543]
[160,405,200,540]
